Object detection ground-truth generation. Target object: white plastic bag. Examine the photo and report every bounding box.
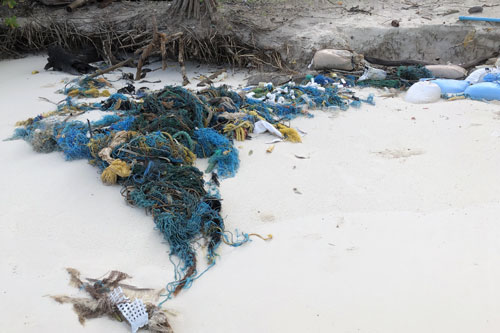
[253,120,284,138]
[358,66,387,81]
[465,67,500,84]
[405,81,441,104]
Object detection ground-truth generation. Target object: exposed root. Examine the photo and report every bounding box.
[0,16,290,72]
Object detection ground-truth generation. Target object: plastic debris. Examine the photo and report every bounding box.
[405,81,441,104]
[9,70,374,304]
[466,67,500,84]
[359,67,387,81]
[109,288,148,333]
[254,120,283,138]
[465,82,500,101]
[431,79,470,94]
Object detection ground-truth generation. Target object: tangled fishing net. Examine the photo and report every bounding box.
[7,72,374,321]
[356,65,434,88]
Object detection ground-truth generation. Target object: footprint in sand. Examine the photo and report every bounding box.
[259,213,276,223]
[373,148,424,159]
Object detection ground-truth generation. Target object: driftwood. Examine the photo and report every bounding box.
[134,17,187,84]
[365,56,434,66]
[89,57,133,78]
[135,16,160,80]
[460,52,499,69]
[178,37,190,86]
[197,68,226,86]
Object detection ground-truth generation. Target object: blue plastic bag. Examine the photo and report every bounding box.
[464,82,500,101]
[432,79,469,94]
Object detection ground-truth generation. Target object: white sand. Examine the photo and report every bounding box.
[2,55,500,332]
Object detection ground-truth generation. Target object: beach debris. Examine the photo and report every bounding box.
[253,120,283,138]
[52,268,173,332]
[109,287,149,333]
[466,67,500,84]
[391,20,400,27]
[246,72,303,86]
[248,150,253,156]
[364,56,432,67]
[313,49,356,71]
[347,5,371,15]
[425,64,467,79]
[405,81,441,104]
[118,83,136,95]
[277,124,302,142]
[459,16,500,23]
[266,138,283,144]
[439,9,459,16]
[90,58,134,79]
[359,66,387,81]
[432,79,469,94]
[296,128,307,136]
[293,187,302,194]
[266,145,275,153]
[122,72,134,80]
[294,154,309,159]
[397,66,433,81]
[468,6,483,14]
[465,82,500,101]
[9,71,373,303]
[357,65,432,89]
[139,79,162,84]
[31,70,39,74]
[197,69,227,87]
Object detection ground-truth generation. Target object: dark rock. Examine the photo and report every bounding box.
[468,6,483,14]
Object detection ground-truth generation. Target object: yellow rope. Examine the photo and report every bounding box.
[101,159,131,185]
[247,110,265,121]
[277,124,302,143]
[223,120,253,141]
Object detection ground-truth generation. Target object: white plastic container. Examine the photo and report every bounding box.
[405,81,442,104]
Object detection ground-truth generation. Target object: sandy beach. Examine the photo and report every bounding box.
[2,55,500,332]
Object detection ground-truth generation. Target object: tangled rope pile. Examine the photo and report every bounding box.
[356,65,434,88]
[8,72,373,305]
